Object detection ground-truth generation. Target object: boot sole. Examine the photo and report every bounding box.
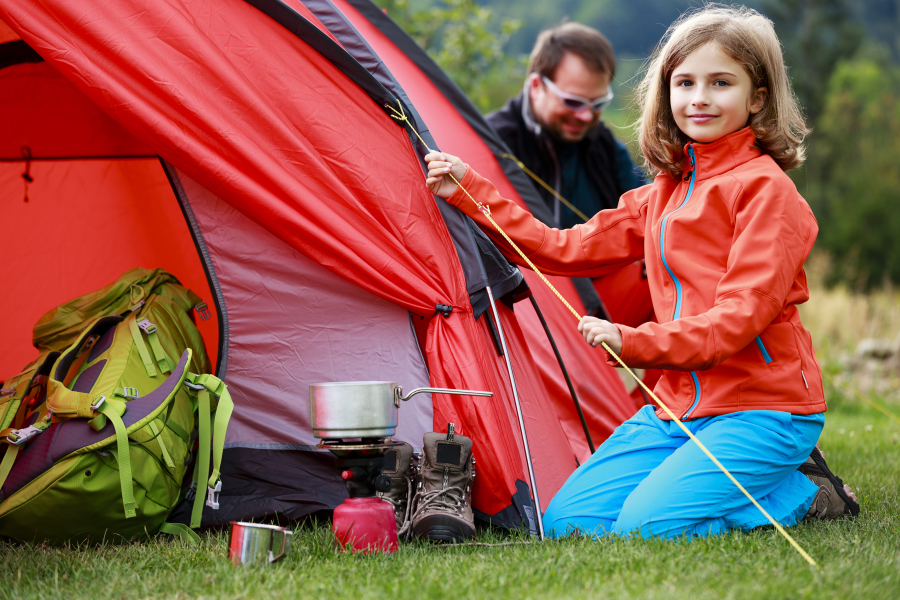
[799,447,860,519]
[414,515,475,543]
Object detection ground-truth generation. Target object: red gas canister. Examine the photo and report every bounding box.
[332,497,399,554]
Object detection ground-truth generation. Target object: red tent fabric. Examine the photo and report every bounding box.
[0,60,218,373]
[0,0,577,524]
[328,0,641,461]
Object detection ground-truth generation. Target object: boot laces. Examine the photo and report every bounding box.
[378,471,415,536]
[412,485,468,520]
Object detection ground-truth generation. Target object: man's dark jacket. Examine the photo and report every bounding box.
[487,91,645,226]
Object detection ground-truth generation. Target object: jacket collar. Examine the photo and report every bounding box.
[520,85,544,138]
[682,126,761,182]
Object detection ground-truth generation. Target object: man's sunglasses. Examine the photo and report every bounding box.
[541,75,614,112]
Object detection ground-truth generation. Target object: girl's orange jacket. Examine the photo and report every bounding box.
[447,127,826,420]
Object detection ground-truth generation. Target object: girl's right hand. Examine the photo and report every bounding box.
[425,152,467,199]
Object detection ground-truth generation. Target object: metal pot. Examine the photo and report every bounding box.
[309,381,492,439]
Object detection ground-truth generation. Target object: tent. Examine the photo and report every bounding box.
[309,0,653,461]
[0,0,637,530]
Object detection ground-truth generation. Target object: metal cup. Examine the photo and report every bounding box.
[228,522,292,566]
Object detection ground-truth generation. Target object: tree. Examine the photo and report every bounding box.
[374,0,525,112]
[804,59,900,288]
[760,0,863,123]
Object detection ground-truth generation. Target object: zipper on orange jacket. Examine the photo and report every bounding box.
[658,145,702,419]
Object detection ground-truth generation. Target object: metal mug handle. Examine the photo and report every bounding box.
[394,386,493,406]
[268,529,291,563]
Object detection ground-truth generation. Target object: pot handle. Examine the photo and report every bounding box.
[395,386,493,405]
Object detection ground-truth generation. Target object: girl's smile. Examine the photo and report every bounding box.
[670,43,767,143]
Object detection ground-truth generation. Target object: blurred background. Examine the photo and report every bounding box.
[375,0,900,395]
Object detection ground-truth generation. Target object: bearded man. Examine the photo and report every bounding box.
[488,23,646,230]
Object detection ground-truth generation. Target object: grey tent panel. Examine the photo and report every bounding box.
[168,168,433,450]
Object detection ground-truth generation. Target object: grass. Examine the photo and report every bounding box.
[2,397,898,600]
[3,283,899,599]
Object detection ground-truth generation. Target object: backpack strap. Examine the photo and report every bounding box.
[95,397,136,518]
[182,373,234,529]
[0,445,20,492]
[158,521,201,544]
[0,383,44,489]
[148,420,176,469]
[0,354,59,490]
[128,317,158,378]
[132,317,173,376]
[47,317,122,419]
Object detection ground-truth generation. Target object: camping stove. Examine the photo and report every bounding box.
[311,381,492,554]
[316,437,403,554]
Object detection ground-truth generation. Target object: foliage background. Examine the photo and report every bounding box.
[374,0,900,291]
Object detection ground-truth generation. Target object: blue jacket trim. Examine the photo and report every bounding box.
[658,146,702,417]
[755,336,773,363]
[658,146,697,321]
[683,371,703,418]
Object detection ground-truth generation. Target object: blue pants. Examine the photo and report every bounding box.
[543,406,824,539]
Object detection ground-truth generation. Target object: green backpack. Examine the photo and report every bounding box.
[0,271,229,545]
[32,267,211,353]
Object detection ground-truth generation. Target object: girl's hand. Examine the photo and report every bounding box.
[425,152,467,199]
[578,316,623,355]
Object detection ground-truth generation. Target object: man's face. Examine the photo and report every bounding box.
[529,52,611,143]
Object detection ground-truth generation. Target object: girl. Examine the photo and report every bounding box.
[424,6,858,538]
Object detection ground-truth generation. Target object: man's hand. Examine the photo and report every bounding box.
[578,316,622,355]
[425,152,467,199]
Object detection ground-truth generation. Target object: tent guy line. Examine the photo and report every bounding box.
[827,375,900,427]
[500,152,591,222]
[389,102,553,541]
[387,102,818,567]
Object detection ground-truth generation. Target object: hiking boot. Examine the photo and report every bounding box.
[376,442,415,536]
[411,424,476,542]
[799,445,860,519]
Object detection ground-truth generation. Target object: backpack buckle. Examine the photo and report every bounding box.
[91,396,107,411]
[0,387,15,398]
[185,481,197,501]
[121,387,140,399]
[194,302,212,321]
[183,381,206,392]
[206,480,222,510]
[137,319,158,335]
[8,425,43,446]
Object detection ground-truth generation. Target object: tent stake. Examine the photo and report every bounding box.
[485,286,545,540]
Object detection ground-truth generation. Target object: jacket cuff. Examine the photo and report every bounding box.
[605,324,633,368]
[446,164,476,208]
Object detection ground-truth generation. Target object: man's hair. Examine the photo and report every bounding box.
[636,5,809,178]
[528,23,616,80]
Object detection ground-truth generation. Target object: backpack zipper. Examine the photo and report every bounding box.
[658,145,702,419]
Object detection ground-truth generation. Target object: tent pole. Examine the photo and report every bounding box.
[485,286,545,540]
[528,295,595,453]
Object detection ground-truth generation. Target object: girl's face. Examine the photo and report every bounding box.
[670,43,767,144]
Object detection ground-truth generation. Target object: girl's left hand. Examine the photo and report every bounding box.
[578,317,623,354]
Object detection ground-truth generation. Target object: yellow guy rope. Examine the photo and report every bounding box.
[388,103,817,567]
[826,374,900,427]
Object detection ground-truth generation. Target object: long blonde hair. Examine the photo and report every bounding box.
[636,5,809,178]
